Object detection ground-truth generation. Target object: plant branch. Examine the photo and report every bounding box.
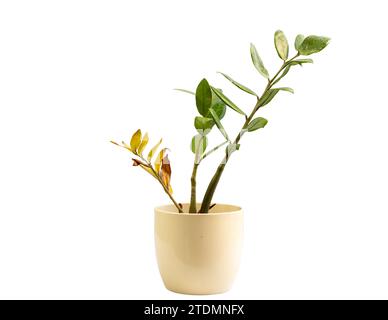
[267,53,299,89]
[199,55,300,213]
[189,140,228,213]
[136,154,183,213]
[147,162,183,213]
[200,140,229,162]
[189,163,199,213]
[112,142,183,213]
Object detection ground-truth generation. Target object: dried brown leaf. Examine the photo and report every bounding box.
[160,155,172,189]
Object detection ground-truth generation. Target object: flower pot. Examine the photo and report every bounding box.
[154,203,243,295]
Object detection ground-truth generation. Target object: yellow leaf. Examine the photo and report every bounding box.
[130,129,142,153]
[132,158,157,178]
[154,148,167,174]
[140,164,158,178]
[137,132,149,156]
[122,141,132,151]
[110,140,120,146]
[147,138,162,162]
[145,166,158,178]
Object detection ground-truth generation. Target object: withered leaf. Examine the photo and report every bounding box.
[132,158,145,166]
[160,155,171,185]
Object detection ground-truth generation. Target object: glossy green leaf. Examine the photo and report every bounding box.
[174,88,194,95]
[209,108,229,141]
[211,87,245,115]
[191,134,208,154]
[298,35,330,55]
[275,87,294,94]
[194,116,214,135]
[218,72,257,96]
[258,87,293,107]
[289,58,313,66]
[294,34,305,51]
[195,79,212,116]
[272,59,313,86]
[272,65,291,86]
[247,117,268,132]
[208,90,226,119]
[274,30,289,61]
[258,89,279,107]
[208,101,226,120]
[250,43,269,79]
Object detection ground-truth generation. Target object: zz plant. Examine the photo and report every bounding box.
[112,30,330,214]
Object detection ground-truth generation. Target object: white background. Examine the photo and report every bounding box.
[0,0,387,299]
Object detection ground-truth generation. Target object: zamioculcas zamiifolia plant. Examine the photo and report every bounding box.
[112,31,330,214]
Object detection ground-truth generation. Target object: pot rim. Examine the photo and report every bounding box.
[155,203,242,215]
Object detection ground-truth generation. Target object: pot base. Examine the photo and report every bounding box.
[163,284,230,295]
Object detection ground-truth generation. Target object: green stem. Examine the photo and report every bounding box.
[198,112,254,213]
[199,55,299,213]
[189,163,199,213]
[201,141,229,161]
[199,162,227,214]
[189,140,228,214]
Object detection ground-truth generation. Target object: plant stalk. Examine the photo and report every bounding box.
[189,163,199,213]
[198,114,253,213]
[188,140,228,213]
[201,140,229,161]
[199,55,299,213]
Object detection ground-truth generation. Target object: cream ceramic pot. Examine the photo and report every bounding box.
[154,204,243,295]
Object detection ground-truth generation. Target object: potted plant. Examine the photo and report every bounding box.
[111,30,330,295]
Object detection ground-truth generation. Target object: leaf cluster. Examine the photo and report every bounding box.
[111,129,173,194]
[112,30,330,213]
